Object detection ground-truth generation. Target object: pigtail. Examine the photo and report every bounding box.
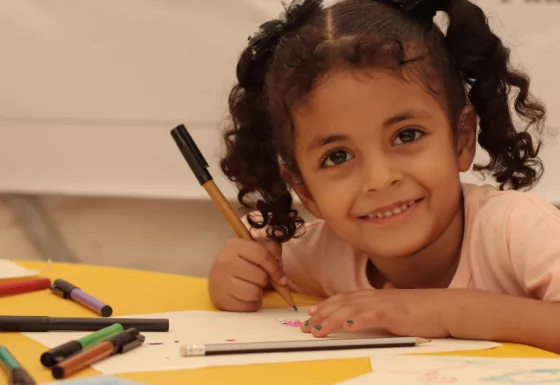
[221,3,323,242]
[221,47,301,243]
[443,0,546,190]
[221,0,321,241]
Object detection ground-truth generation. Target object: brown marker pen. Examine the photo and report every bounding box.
[51,328,144,379]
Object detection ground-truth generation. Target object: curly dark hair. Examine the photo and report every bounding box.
[220,0,546,243]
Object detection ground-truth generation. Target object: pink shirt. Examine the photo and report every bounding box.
[248,184,560,301]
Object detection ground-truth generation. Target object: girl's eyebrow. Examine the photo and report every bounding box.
[382,108,430,127]
[306,134,349,152]
[306,108,430,152]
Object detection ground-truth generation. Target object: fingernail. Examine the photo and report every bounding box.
[279,276,288,285]
[313,324,322,331]
[346,320,354,326]
[309,306,317,314]
[304,319,310,327]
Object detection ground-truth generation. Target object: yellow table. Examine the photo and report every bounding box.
[1,261,557,385]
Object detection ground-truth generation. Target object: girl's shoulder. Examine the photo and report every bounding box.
[462,183,559,224]
[461,184,560,300]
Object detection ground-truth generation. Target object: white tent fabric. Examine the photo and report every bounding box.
[0,0,558,202]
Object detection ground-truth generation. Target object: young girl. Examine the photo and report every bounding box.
[208,0,560,353]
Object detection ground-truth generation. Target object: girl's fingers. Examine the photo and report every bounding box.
[301,296,348,333]
[233,258,270,288]
[302,292,384,336]
[225,238,287,286]
[239,243,287,286]
[225,293,262,312]
[230,277,264,303]
[310,305,359,337]
[342,309,388,332]
[258,239,282,262]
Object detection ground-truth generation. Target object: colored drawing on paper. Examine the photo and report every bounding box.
[355,357,560,385]
[482,369,560,383]
[275,318,303,327]
[383,362,468,384]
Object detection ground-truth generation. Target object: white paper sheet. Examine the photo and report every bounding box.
[24,308,500,374]
[339,356,560,384]
[0,259,45,280]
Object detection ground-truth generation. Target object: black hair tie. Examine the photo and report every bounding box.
[247,0,323,62]
[377,0,449,21]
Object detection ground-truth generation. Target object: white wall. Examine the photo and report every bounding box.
[0,0,558,202]
[0,197,236,277]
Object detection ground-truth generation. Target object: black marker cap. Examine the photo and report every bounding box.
[51,366,65,380]
[11,367,36,385]
[119,334,146,354]
[100,305,113,318]
[171,124,212,185]
[50,279,78,299]
[106,328,140,353]
[40,340,82,367]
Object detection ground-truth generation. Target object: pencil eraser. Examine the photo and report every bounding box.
[179,345,188,357]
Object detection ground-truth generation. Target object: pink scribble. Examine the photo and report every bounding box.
[226,338,236,342]
[276,319,303,327]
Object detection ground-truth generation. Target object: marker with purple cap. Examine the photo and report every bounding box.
[51,279,113,317]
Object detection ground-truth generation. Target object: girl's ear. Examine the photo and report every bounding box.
[456,105,478,172]
[280,167,323,219]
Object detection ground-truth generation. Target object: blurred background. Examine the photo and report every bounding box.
[0,0,558,278]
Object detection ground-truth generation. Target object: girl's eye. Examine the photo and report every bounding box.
[393,128,425,145]
[321,149,354,168]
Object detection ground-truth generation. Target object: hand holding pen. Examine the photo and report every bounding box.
[170,125,297,312]
[209,237,289,312]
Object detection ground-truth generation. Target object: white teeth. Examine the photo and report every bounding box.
[365,200,417,219]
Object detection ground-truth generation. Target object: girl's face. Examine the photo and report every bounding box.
[293,68,475,258]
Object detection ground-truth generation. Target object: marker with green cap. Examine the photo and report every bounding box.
[0,346,36,385]
[40,323,124,367]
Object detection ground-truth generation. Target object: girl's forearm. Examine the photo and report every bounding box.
[445,290,560,354]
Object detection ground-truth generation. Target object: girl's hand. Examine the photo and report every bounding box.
[301,289,463,338]
[208,238,285,312]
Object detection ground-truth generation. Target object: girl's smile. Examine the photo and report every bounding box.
[356,197,424,226]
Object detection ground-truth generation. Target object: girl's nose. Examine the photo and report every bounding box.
[361,153,402,193]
